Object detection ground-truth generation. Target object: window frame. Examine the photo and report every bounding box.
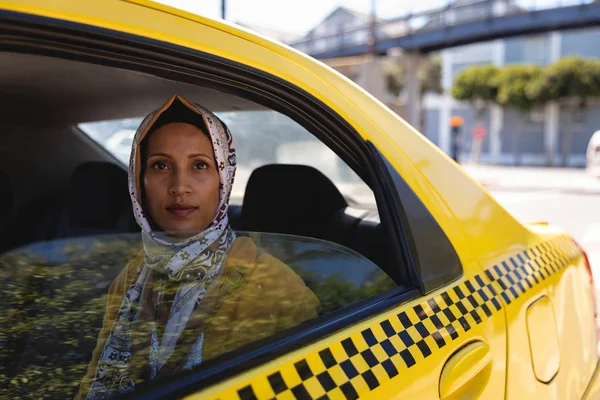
[369,144,463,293]
[0,9,428,397]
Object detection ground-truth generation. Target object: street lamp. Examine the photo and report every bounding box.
[221,0,226,19]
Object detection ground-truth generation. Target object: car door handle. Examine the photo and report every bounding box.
[439,341,492,400]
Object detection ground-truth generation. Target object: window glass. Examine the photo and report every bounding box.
[0,232,394,399]
[80,119,141,165]
[1,92,397,400]
[522,36,549,65]
[3,48,400,400]
[79,112,376,208]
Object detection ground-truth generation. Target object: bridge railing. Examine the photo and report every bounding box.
[291,0,592,56]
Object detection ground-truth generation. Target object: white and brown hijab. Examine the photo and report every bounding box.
[87,95,237,398]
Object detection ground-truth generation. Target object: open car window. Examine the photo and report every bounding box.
[1,43,403,399]
[79,110,377,208]
[0,232,394,399]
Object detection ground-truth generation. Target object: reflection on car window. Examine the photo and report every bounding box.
[79,111,376,207]
[0,234,140,400]
[0,232,394,399]
[244,232,395,314]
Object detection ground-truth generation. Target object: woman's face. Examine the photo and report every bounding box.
[143,122,220,235]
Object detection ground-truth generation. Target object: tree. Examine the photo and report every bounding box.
[451,65,500,163]
[420,57,443,95]
[383,59,404,97]
[0,232,396,399]
[452,64,500,107]
[419,57,443,133]
[527,57,600,166]
[384,57,443,98]
[384,56,443,134]
[493,65,544,166]
[0,235,141,399]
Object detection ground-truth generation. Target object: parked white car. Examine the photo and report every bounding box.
[587,130,600,178]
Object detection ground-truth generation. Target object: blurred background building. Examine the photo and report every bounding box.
[282,0,600,167]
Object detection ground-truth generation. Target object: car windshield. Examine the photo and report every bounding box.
[79,110,376,208]
[0,231,394,399]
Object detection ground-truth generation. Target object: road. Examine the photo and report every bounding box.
[463,165,600,271]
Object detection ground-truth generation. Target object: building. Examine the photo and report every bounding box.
[290,2,600,167]
[426,27,600,167]
[422,0,522,30]
[292,6,410,56]
[236,22,303,44]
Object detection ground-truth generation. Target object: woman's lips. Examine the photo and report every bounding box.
[166,203,198,217]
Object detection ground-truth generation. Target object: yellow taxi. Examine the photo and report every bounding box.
[0,1,599,399]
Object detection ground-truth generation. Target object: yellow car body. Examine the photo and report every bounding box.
[0,1,598,398]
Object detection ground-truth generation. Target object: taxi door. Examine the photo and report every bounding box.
[500,233,597,398]
[181,146,508,399]
[0,1,507,398]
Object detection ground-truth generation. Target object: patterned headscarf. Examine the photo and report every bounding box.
[87,95,237,398]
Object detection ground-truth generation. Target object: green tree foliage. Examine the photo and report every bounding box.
[420,57,443,95]
[494,65,544,111]
[0,233,396,399]
[527,57,600,165]
[418,58,443,134]
[451,64,500,108]
[384,56,443,134]
[0,235,140,399]
[451,58,600,166]
[527,57,600,106]
[296,268,395,315]
[384,56,443,97]
[383,60,404,97]
[451,65,501,163]
[494,65,544,166]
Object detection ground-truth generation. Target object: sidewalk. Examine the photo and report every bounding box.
[461,164,600,192]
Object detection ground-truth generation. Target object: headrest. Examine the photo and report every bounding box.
[241,164,347,238]
[0,170,13,223]
[65,162,129,228]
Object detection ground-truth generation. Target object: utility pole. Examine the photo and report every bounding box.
[221,0,226,19]
[368,0,377,56]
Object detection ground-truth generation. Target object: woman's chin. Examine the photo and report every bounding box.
[158,222,211,238]
[165,230,198,239]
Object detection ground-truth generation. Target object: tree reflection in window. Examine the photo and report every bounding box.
[0,232,395,399]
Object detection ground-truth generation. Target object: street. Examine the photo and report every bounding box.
[463,165,600,271]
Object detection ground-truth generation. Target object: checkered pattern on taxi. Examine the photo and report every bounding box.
[233,236,579,400]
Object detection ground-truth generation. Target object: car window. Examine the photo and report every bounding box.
[80,120,141,165]
[5,109,398,399]
[78,111,377,208]
[0,232,394,399]
[3,49,401,399]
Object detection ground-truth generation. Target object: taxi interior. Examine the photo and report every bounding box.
[0,51,399,284]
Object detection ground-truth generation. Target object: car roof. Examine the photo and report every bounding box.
[1,51,266,126]
[1,0,529,262]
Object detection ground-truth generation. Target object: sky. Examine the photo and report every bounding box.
[158,0,451,35]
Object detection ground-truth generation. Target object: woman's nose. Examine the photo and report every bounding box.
[168,170,192,196]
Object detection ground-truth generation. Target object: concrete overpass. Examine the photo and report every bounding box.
[291,0,600,130]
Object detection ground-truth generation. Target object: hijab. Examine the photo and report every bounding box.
[87,95,237,398]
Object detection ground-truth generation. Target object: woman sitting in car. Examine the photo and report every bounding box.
[78,94,320,399]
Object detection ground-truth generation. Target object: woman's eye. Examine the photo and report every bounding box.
[151,161,169,170]
[192,161,208,170]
